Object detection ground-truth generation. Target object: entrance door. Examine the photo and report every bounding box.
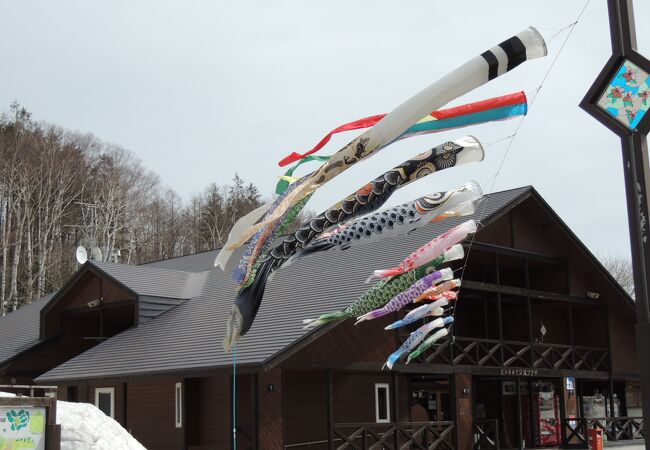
[409,376,451,421]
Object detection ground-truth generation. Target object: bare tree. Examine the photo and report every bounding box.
[599,252,635,298]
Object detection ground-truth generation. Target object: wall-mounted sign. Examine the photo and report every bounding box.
[499,368,538,377]
[0,406,46,450]
[565,376,575,392]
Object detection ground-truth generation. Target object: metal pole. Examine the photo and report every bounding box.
[619,132,650,449]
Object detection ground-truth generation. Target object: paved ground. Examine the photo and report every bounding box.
[602,442,645,448]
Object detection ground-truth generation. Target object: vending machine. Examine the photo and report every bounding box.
[531,383,561,447]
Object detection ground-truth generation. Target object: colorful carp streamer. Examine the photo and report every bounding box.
[407,328,450,363]
[235,137,483,288]
[278,91,527,167]
[356,274,458,323]
[224,182,480,350]
[384,317,454,369]
[367,219,478,282]
[235,194,312,285]
[414,279,461,303]
[241,27,546,244]
[301,245,464,329]
[384,295,456,330]
[290,182,481,263]
[265,138,483,273]
[224,27,547,350]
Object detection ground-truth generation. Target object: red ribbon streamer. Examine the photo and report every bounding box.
[277,92,526,167]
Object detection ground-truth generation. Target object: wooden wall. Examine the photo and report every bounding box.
[42,270,135,338]
[127,379,184,450]
[258,368,283,450]
[289,315,396,364]
[185,375,229,449]
[283,369,328,447]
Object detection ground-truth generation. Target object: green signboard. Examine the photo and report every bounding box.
[0,406,46,450]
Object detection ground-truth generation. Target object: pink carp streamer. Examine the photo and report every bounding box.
[356,269,453,323]
[367,219,477,282]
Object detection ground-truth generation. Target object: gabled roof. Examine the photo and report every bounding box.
[0,294,54,367]
[36,187,533,383]
[89,261,208,299]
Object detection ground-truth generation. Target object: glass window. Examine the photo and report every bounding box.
[375,383,390,423]
[94,387,115,418]
[175,382,183,428]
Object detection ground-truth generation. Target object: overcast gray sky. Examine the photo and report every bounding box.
[1,0,649,259]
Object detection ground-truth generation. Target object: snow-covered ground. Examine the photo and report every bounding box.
[1,392,147,450]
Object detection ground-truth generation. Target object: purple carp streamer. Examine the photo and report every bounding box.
[301,245,464,329]
[355,269,453,324]
[384,317,454,369]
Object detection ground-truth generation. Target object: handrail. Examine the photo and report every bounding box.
[415,336,609,371]
[561,417,645,443]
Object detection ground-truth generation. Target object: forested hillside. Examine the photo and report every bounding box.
[0,102,263,314]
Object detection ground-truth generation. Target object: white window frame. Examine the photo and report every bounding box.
[95,387,115,418]
[175,382,183,428]
[374,383,390,423]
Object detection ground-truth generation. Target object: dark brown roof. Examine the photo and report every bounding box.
[0,294,54,366]
[36,187,532,382]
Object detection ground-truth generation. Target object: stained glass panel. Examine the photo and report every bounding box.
[597,60,650,130]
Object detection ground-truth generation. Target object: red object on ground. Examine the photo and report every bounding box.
[590,426,604,450]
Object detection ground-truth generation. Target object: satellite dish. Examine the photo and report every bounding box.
[75,246,88,264]
[91,247,103,261]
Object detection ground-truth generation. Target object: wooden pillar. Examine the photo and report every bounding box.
[257,368,283,450]
[454,372,473,450]
[327,370,334,450]
[252,374,258,449]
[515,377,523,450]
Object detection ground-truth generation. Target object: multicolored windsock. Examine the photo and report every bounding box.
[277,91,527,168]
[242,27,546,244]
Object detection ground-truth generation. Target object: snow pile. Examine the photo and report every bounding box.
[1,393,145,449]
[56,401,146,450]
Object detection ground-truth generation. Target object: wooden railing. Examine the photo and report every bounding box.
[332,421,455,450]
[414,336,609,372]
[472,419,499,450]
[562,417,644,444]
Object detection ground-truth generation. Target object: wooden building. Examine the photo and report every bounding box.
[0,186,643,449]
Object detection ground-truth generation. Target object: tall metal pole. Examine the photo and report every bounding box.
[620,133,650,449]
[580,1,650,447]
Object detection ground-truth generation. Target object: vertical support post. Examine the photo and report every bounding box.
[515,377,523,450]
[620,132,650,449]
[392,372,399,448]
[483,297,489,339]
[327,369,334,450]
[527,297,533,368]
[99,278,104,340]
[497,293,504,366]
[252,374,258,450]
[496,254,505,365]
[568,302,575,369]
[454,373,473,450]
